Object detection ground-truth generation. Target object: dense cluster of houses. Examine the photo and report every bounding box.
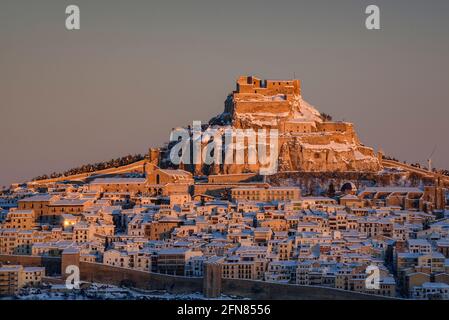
[1,170,448,299]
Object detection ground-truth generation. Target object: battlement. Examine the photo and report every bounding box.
[226,76,303,117]
[169,75,382,174]
[235,76,301,96]
[316,122,354,133]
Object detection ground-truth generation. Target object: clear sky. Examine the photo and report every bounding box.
[1,0,448,187]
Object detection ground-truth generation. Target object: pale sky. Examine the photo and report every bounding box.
[1,0,448,186]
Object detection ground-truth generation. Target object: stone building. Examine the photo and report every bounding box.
[88,167,193,197]
[155,248,202,276]
[231,186,301,202]
[163,75,382,175]
[2,209,35,230]
[0,265,45,296]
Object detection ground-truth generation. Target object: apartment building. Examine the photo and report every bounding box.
[412,282,449,300]
[0,265,45,296]
[1,209,35,230]
[155,248,202,276]
[231,187,301,202]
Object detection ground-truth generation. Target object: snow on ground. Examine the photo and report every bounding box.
[233,95,323,127]
[0,283,245,301]
[290,95,323,123]
[301,141,354,152]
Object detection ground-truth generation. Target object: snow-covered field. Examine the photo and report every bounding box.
[1,283,245,301]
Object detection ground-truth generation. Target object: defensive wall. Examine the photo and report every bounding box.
[221,279,392,300]
[382,159,449,186]
[0,254,397,299]
[0,254,61,275]
[79,262,203,294]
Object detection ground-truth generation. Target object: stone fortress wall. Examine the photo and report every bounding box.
[79,261,204,294]
[29,76,449,186]
[0,253,395,300]
[79,261,395,300]
[217,76,381,173]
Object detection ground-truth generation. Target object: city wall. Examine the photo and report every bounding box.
[0,255,396,299]
[221,279,392,300]
[79,262,203,294]
[0,254,61,275]
[78,262,393,300]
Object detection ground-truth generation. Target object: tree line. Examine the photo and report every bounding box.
[32,154,145,181]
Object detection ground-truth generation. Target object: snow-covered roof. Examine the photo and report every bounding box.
[90,178,146,185]
[360,187,423,194]
[340,194,359,200]
[19,194,55,202]
[51,199,90,206]
[408,239,431,246]
[158,248,189,255]
[421,282,449,289]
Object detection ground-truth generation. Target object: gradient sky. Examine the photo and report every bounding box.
[1,0,448,187]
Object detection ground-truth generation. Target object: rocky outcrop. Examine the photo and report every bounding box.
[163,75,382,174]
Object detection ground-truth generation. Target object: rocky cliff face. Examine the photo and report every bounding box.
[163,76,382,175]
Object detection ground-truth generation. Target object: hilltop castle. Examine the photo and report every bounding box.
[161,75,382,175]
